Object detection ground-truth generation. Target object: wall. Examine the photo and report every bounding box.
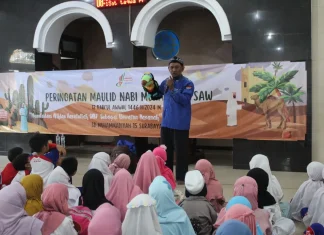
[147,8,232,67]
[311,0,323,162]
[62,18,113,69]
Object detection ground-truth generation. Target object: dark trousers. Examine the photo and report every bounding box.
[161,127,189,181]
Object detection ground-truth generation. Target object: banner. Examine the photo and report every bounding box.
[0,61,307,140]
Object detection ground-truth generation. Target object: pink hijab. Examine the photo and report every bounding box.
[106,169,142,220]
[35,183,69,235]
[195,159,225,212]
[224,204,257,235]
[133,150,161,193]
[0,182,43,235]
[88,203,122,235]
[108,154,131,175]
[153,145,176,190]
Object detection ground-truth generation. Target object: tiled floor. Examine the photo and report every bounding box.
[0,154,307,234]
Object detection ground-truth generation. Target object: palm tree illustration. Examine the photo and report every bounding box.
[249,62,299,122]
[280,84,305,123]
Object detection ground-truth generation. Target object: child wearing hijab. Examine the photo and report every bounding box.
[35,183,77,235]
[0,182,43,235]
[88,203,122,235]
[134,150,161,193]
[1,147,23,186]
[272,217,296,235]
[81,169,113,212]
[29,134,65,186]
[223,204,260,235]
[122,194,163,235]
[70,169,111,235]
[88,152,113,194]
[305,223,324,235]
[303,167,324,227]
[47,157,81,207]
[106,169,142,220]
[216,220,252,235]
[290,161,324,221]
[216,176,272,234]
[153,145,176,190]
[249,154,284,202]
[108,153,131,175]
[11,153,31,183]
[179,170,217,235]
[149,176,196,235]
[21,174,43,216]
[195,159,225,213]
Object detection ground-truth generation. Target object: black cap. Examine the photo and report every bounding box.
[169,56,184,66]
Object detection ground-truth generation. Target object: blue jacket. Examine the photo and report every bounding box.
[159,75,194,130]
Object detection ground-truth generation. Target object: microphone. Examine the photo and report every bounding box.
[165,76,173,93]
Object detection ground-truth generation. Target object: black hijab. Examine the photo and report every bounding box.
[82,169,113,210]
[247,168,276,208]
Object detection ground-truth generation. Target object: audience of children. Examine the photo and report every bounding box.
[35,183,77,235]
[179,170,217,235]
[88,152,113,194]
[134,150,161,193]
[195,159,225,213]
[149,176,196,235]
[47,156,81,207]
[122,194,163,235]
[0,182,43,235]
[106,169,142,220]
[5,133,324,234]
[11,153,31,183]
[20,174,43,216]
[1,147,23,187]
[290,161,324,221]
[108,153,131,175]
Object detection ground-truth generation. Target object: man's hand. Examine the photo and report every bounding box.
[56,145,66,157]
[166,77,174,90]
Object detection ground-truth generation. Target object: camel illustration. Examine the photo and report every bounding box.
[251,94,287,129]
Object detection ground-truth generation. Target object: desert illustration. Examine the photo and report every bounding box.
[0,62,307,140]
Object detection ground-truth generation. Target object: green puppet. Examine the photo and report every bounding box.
[141,72,162,100]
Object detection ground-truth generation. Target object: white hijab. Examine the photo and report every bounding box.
[303,181,324,227]
[290,161,324,221]
[122,194,162,235]
[249,154,284,202]
[272,217,296,235]
[88,152,113,194]
[46,166,81,207]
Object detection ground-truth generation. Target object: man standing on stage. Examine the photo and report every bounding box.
[155,56,194,183]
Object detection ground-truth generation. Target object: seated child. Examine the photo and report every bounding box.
[29,133,65,185]
[47,156,81,207]
[11,153,31,183]
[1,147,23,187]
[180,170,217,235]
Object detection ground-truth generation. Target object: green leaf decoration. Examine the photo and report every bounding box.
[249,83,267,93]
[259,86,274,103]
[277,70,298,84]
[253,71,275,82]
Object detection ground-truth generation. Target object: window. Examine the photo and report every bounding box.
[244,82,247,88]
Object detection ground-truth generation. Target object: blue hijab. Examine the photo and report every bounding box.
[306,223,324,235]
[216,220,252,235]
[226,196,252,210]
[149,176,195,235]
